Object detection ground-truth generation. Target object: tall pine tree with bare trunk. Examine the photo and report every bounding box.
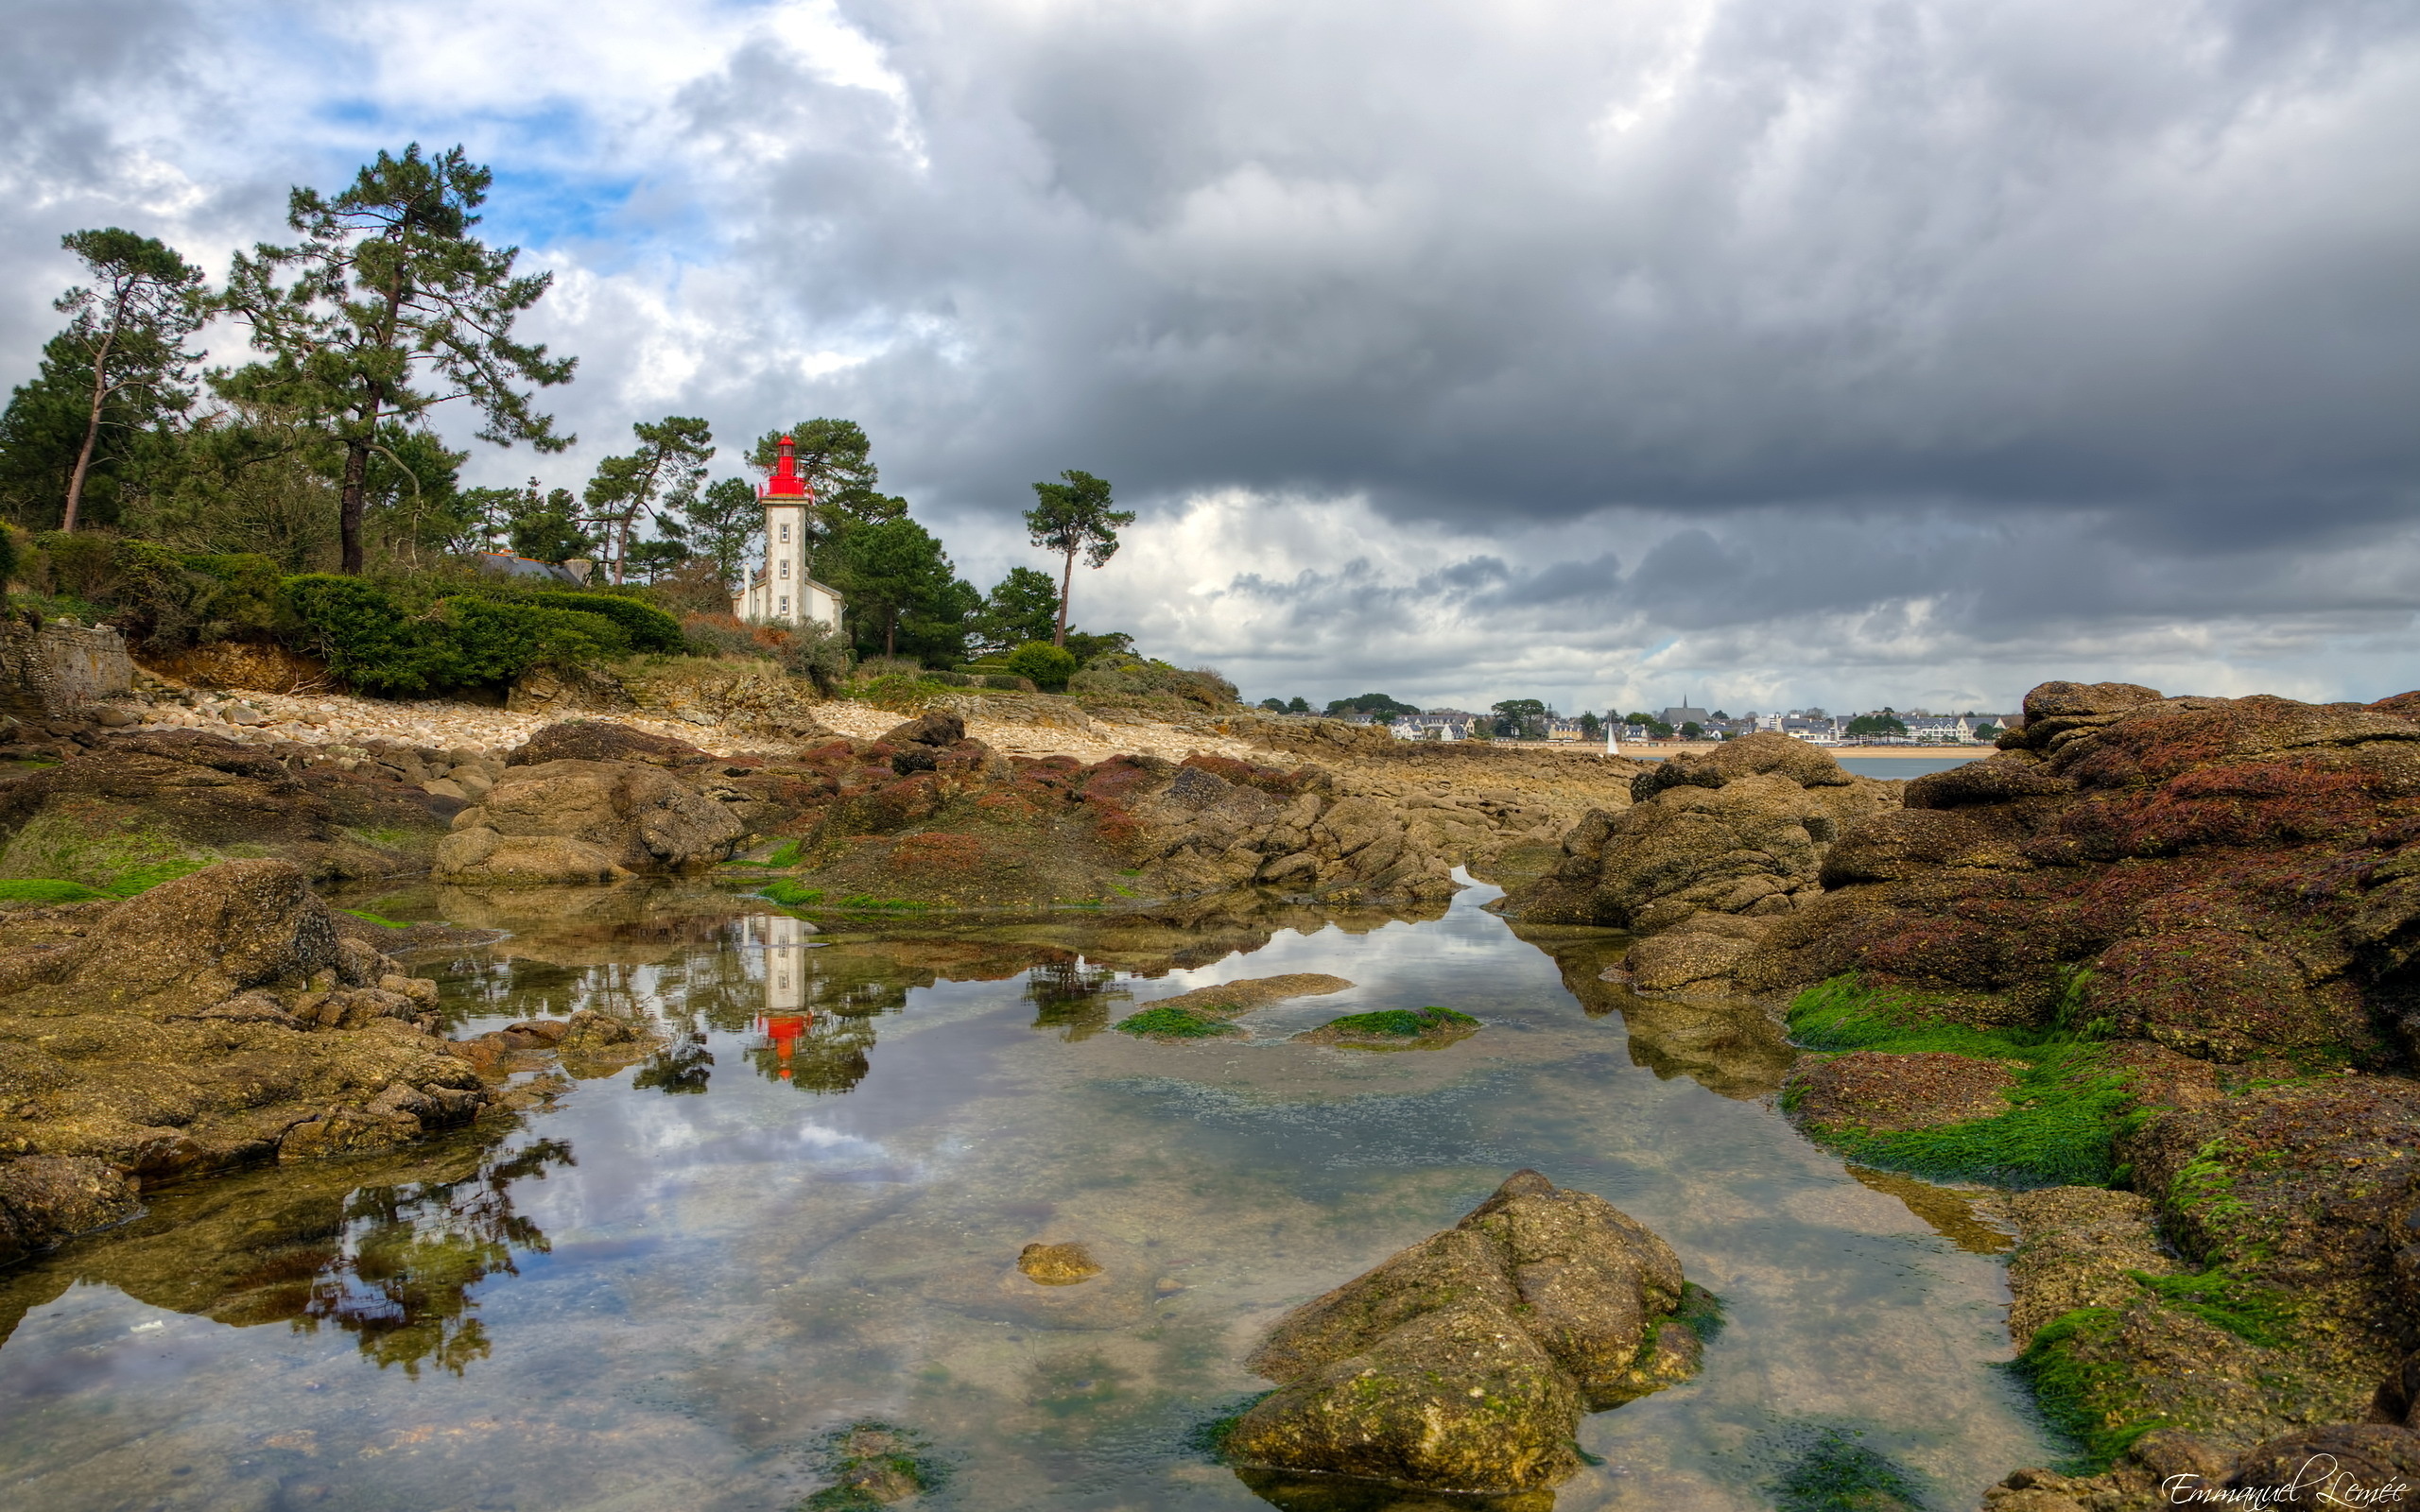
[584,415,713,584]
[218,144,574,574]
[52,229,207,533]
[1024,470,1132,646]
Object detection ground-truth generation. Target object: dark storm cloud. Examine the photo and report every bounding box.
[690,0,2420,569]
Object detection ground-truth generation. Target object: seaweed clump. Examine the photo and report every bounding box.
[1295,1005,1481,1050]
[1767,1427,1927,1512]
[1113,1005,1240,1040]
[1785,976,2132,1187]
[800,1421,947,1510]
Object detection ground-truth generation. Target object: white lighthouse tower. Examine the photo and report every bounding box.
[733,433,844,629]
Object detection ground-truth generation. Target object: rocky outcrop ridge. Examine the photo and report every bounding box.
[732,716,1459,908]
[0,860,495,1260]
[1503,732,1902,992]
[1222,1170,1707,1498]
[0,730,465,886]
[437,757,748,884]
[1739,682,2420,1060]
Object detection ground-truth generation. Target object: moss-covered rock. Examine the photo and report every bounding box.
[1111,1005,1239,1040]
[1223,1170,1705,1497]
[0,860,489,1211]
[0,730,458,886]
[1295,1005,1479,1050]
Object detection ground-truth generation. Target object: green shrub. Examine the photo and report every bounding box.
[1003,642,1079,692]
[679,612,852,694]
[23,535,279,652]
[475,586,683,653]
[282,576,639,694]
[1067,653,1238,710]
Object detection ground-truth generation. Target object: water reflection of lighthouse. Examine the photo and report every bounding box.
[750,914,814,1083]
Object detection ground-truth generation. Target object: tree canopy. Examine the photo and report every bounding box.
[218,143,574,574]
[1326,692,1420,723]
[681,476,760,593]
[975,566,1062,652]
[831,517,978,661]
[50,228,209,532]
[1491,698,1549,739]
[584,415,713,584]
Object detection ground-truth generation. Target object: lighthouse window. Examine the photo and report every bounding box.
[779,558,790,579]
[779,595,789,615]
[779,523,790,543]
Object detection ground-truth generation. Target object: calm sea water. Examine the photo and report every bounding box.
[1833,756,1979,779]
[0,878,2047,1510]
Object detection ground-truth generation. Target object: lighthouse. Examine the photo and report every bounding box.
[732,434,845,629]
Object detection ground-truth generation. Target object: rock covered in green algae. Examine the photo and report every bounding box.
[0,859,490,1222]
[1113,1005,1242,1040]
[804,1421,945,1509]
[1114,973,1357,1039]
[1223,1170,1709,1497]
[1294,1006,1479,1050]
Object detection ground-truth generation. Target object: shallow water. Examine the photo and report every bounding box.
[0,879,2048,1510]
[1832,757,1979,780]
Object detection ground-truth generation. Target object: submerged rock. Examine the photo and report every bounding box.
[1223,1170,1708,1497]
[805,1421,944,1508]
[1131,974,1355,1022]
[1017,1241,1103,1284]
[1294,1006,1479,1050]
[0,1154,139,1263]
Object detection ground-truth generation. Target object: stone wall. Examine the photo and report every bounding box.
[0,617,134,723]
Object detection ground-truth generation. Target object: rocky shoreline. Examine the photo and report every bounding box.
[1502,680,2420,1503]
[9,669,2420,1503]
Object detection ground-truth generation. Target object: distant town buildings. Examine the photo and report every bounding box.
[1285,693,2017,747]
[1392,711,1474,741]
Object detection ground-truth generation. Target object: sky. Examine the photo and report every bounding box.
[3,0,2416,716]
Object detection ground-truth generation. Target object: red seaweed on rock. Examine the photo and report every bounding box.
[1733,684,2420,1066]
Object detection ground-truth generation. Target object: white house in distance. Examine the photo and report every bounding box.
[733,434,844,630]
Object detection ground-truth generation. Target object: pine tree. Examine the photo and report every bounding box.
[583,415,713,584]
[49,229,209,532]
[1024,470,1133,646]
[218,144,574,574]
